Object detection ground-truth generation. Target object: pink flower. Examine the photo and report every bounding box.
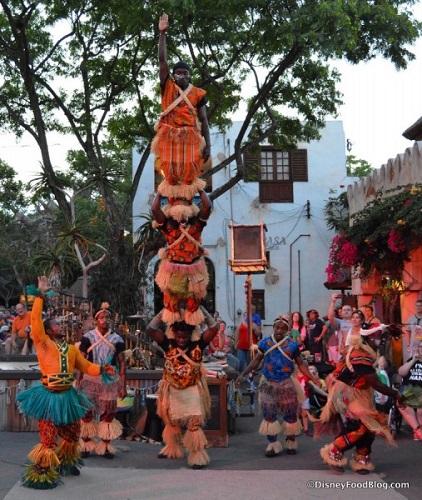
[387,229,406,253]
[326,234,359,282]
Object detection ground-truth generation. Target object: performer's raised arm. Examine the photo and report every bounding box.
[158,13,169,85]
[151,192,165,225]
[146,310,166,344]
[200,306,219,344]
[198,190,211,220]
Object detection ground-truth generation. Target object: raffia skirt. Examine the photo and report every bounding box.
[157,376,211,426]
[319,379,395,445]
[258,376,299,421]
[16,383,92,426]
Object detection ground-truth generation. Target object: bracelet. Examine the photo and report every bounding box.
[26,284,55,297]
[26,284,44,296]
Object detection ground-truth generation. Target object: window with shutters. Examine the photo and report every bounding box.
[243,147,308,203]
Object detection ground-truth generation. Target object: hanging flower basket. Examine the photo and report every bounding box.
[326,183,422,286]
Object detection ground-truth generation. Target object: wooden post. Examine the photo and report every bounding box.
[244,274,253,348]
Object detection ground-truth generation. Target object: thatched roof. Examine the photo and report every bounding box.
[403,116,422,141]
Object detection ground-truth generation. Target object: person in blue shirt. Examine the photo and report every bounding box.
[250,304,262,340]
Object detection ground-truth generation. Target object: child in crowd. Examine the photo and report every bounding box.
[374,356,392,414]
[296,361,313,437]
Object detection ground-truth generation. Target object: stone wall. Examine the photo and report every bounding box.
[347,141,422,216]
[347,141,422,356]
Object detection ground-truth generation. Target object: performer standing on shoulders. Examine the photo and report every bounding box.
[152,12,211,192]
[152,189,211,325]
[151,12,213,327]
[16,276,115,489]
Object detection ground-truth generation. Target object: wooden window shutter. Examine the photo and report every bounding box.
[243,147,261,182]
[291,149,308,182]
[259,182,293,203]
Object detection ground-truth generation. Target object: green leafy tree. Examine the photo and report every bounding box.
[0,160,32,303]
[0,160,28,218]
[324,189,349,234]
[347,155,373,179]
[0,0,421,307]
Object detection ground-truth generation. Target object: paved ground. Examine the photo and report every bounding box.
[1,404,420,500]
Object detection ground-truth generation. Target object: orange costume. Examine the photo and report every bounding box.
[12,311,31,339]
[319,336,397,474]
[30,298,102,384]
[16,296,111,489]
[155,212,209,325]
[147,314,214,469]
[152,77,207,187]
[11,310,31,353]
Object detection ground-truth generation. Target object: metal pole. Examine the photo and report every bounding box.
[298,250,302,312]
[245,274,253,347]
[289,234,310,312]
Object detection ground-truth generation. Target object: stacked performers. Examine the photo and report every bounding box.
[151,12,212,327]
[146,13,219,470]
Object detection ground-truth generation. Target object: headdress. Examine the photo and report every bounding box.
[377,324,403,346]
[273,313,290,329]
[353,309,365,322]
[157,178,206,201]
[95,302,112,319]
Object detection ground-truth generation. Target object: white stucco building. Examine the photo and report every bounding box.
[133,120,350,335]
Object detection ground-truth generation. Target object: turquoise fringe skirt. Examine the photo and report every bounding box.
[16,383,92,425]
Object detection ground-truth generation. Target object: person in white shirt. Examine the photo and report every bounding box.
[404,299,422,357]
[328,293,353,356]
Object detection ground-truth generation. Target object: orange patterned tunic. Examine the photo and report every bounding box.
[159,77,207,128]
[152,77,208,185]
[161,337,207,389]
[161,217,206,263]
[31,297,101,390]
